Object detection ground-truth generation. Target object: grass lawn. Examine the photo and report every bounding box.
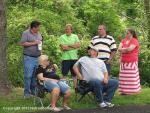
[0,87,150,113]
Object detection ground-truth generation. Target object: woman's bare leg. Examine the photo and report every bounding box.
[51,88,60,108]
[63,90,71,106]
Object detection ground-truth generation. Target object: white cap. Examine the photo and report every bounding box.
[88,46,98,52]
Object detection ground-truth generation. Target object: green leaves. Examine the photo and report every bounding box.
[78,0,125,37]
[6,0,150,86]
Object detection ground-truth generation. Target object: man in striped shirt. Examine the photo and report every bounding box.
[90,25,117,75]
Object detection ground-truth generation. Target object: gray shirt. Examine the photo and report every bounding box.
[20,29,42,57]
[75,56,107,82]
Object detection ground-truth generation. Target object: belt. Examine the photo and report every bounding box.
[24,54,39,58]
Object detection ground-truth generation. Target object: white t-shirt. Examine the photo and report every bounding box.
[75,56,107,82]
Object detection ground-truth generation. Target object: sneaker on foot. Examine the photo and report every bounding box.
[63,105,71,110]
[99,102,107,108]
[50,107,62,112]
[57,107,64,111]
[105,102,114,107]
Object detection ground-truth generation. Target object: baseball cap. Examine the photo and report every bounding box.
[87,46,99,52]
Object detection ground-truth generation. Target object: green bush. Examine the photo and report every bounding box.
[138,46,150,87]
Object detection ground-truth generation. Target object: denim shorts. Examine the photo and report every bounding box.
[43,79,70,94]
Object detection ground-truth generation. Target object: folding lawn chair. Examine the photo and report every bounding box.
[33,80,51,107]
[75,80,95,102]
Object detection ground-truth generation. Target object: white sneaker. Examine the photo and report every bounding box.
[63,105,71,110]
[105,102,114,107]
[99,102,107,108]
[50,107,62,112]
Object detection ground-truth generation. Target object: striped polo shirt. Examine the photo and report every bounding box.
[90,35,117,61]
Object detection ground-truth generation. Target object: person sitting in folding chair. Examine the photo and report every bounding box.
[36,55,71,112]
[73,46,118,108]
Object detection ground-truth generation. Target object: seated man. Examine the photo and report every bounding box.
[73,47,118,108]
[36,55,71,112]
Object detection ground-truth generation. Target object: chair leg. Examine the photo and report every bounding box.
[34,96,36,106]
[87,93,94,100]
[77,94,85,102]
[34,95,39,106]
[34,96,44,107]
[39,98,44,107]
[76,92,95,103]
[75,92,78,102]
[47,104,51,108]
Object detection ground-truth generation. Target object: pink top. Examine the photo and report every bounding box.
[121,38,139,62]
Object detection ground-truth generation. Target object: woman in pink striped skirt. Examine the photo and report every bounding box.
[118,29,141,95]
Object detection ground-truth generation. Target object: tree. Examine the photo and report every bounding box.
[144,0,150,47]
[0,0,10,95]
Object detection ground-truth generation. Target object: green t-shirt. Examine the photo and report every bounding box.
[59,34,80,60]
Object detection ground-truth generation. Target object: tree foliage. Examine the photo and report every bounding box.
[6,0,150,86]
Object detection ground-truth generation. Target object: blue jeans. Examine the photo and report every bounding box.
[23,55,38,96]
[88,79,118,103]
[105,63,111,75]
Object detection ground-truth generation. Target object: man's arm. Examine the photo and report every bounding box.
[106,50,116,64]
[68,42,80,49]
[19,40,41,47]
[110,51,116,60]
[73,65,83,80]
[60,44,73,51]
[101,61,109,84]
[69,35,80,49]
[103,72,109,85]
[60,42,80,51]
[19,31,41,47]
[107,37,117,64]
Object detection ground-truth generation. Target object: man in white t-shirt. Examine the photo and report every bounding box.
[73,47,118,108]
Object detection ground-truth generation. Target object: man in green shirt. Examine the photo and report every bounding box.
[59,24,80,89]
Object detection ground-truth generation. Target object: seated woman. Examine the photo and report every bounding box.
[36,55,71,112]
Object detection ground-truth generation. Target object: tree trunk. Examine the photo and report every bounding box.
[0,0,10,95]
[144,0,150,48]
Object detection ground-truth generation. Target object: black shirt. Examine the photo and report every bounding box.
[36,64,60,80]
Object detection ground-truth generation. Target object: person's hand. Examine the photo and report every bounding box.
[118,48,122,53]
[53,64,58,70]
[118,48,122,54]
[106,59,112,64]
[34,40,41,45]
[103,78,108,85]
[118,48,127,53]
[62,45,70,50]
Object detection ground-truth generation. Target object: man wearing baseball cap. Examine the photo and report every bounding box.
[73,46,118,108]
